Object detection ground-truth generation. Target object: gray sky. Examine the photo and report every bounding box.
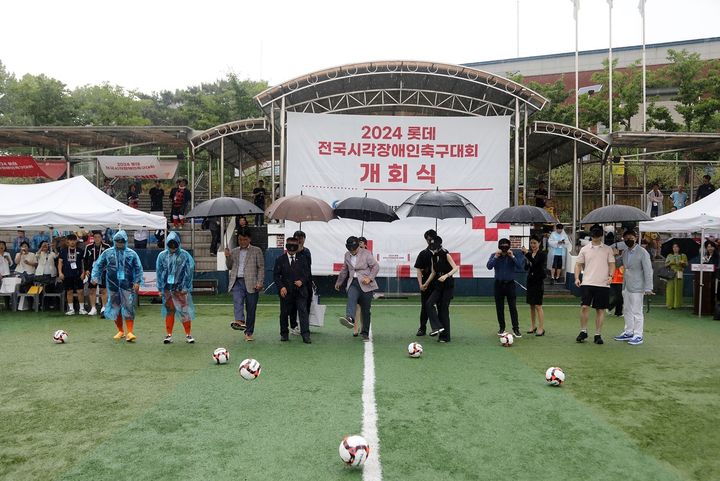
[1,0,718,93]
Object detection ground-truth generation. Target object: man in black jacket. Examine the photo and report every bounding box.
[273,237,312,344]
[413,229,436,336]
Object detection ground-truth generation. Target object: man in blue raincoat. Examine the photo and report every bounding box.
[91,230,144,342]
[156,231,195,344]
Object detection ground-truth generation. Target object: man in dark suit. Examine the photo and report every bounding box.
[273,236,312,344]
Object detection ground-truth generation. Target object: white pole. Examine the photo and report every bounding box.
[516,0,520,58]
[514,98,520,206]
[699,228,705,317]
[608,0,613,134]
[220,137,225,248]
[640,0,647,132]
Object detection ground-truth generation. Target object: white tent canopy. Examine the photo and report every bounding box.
[640,188,720,232]
[0,176,166,230]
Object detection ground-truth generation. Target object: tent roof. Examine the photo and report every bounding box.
[0,126,195,150]
[0,176,167,230]
[640,188,720,232]
[610,131,720,154]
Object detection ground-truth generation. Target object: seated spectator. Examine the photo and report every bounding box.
[14,241,37,275]
[12,230,30,252]
[0,241,13,279]
[31,230,50,251]
[127,184,140,209]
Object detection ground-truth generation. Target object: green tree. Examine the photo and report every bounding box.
[8,73,75,125]
[579,59,642,132]
[72,83,150,126]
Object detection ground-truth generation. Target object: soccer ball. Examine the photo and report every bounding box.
[499,332,514,347]
[238,358,261,380]
[407,342,423,358]
[53,330,68,343]
[339,435,370,466]
[545,366,565,386]
[212,348,230,365]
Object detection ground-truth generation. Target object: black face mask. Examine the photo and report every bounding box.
[625,239,635,248]
[499,245,510,252]
[286,243,299,252]
[168,241,179,249]
[346,242,359,252]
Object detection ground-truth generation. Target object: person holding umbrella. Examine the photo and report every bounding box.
[421,236,458,343]
[664,242,688,309]
[522,235,547,336]
[336,236,379,342]
[414,229,436,336]
[225,228,265,342]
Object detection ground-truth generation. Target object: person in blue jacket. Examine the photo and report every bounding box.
[156,231,196,344]
[91,230,143,342]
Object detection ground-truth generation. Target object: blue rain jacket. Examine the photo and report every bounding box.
[156,231,195,320]
[91,230,144,320]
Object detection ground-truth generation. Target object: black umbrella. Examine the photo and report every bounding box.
[334,195,399,236]
[580,204,651,224]
[185,197,263,218]
[661,237,700,259]
[395,189,482,229]
[490,205,558,225]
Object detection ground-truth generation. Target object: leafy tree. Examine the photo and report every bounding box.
[8,73,75,125]
[579,59,642,132]
[72,83,150,126]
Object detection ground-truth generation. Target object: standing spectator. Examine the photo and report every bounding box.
[422,237,458,343]
[12,230,30,252]
[14,241,37,275]
[149,180,165,215]
[127,183,140,209]
[646,183,664,217]
[696,174,715,201]
[664,242,687,309]
[235,215,249,235]
[102,178,116,198]
[414,229,436,336]
[252,180,267,226]
[208,217,221,256]
[0,241,12,279]
[59,234,87,315]
[35,241,58,279]
[487,238,525,338]
[522,235,547,336]
[31,230,50,251]
[133,229,149,249]
[91,230,144,342]
[169,179,191,228]
[274,236,311,343]
[574,224,615,345]
[358,237,369,250]
[548,223,570,284]
[83,232,109,316]
[534,181,548,208]
[225,228,265,342]
[156,232,196,344]
[670,185,688,210]
[336,236,380,342]
[613,230,654,346]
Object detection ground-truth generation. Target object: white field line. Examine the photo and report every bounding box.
[362,326,382,481]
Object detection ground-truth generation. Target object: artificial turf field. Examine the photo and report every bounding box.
[1,296,719,481]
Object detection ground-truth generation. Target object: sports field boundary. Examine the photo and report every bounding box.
[362,327,382,481]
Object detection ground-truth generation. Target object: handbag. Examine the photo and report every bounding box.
[658,266,675,280]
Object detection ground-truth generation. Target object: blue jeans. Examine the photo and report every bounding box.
[232,278,258,334]
[346,279,373,336]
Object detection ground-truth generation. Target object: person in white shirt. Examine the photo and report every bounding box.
[34,241,58,278]
[646,183,664,217]
[14,241,37,275]
[548,223,570,283]
[0,241,13,278]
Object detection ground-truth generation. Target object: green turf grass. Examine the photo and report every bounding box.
[0,296,718,480]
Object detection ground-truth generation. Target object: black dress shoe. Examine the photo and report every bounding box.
[302,336,312,344]
[416,329,427,336]
[280,335,289,342]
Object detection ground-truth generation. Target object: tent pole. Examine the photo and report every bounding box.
[699,228,705,318]
[220,138,225,250]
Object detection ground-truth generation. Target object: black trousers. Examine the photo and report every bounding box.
[609,283,624,316]
[426,287,453,341]
[494,280,518,331]
[209,229,220,254]
[289,282,313,329]
[418,288,431,332]
[279,285,309,337]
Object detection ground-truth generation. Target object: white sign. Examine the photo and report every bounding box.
[286,112,511,277]
[98,156,178,179]
[691,263,715,272]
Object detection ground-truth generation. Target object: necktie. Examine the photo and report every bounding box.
[289,255,294,265]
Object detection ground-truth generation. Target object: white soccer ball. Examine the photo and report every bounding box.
[339,435,371,466]
[499,332,514,347]
[407,342,423,358]
[53,329,68,344]
[238,358,261,380]
[212,347,230,365]
[546,366,565,386]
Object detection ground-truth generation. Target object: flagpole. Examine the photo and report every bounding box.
[640,0,647,132]
[571,0,579,246]
[605,0,613,207]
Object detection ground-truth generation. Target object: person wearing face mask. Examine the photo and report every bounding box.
[548,223,570,284]
[34,241,58,280]
[226,228,265,341]
[413,229,436,336]
[486,238,525,338]
[157,231,196,344]
[273,236,311,343]
[336,236,380,342]
[612,230,654,346]
[421,236,459,343]
[91,230,144,342]
[574,224,616,345]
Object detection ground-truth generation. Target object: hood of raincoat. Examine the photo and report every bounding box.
[166,231,182,250]
[113,230,129,249]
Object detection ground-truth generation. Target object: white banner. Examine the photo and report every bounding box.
[98,156,178,179]
[286,112,512,278]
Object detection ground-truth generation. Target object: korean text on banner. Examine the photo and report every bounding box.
[98,156,178,179]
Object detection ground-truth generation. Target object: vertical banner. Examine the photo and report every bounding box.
[286,112,511,278]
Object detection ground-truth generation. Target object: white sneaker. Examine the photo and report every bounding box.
[79,308,88,315]
[65,309,75,316]
[100,306,106,315]
[88,307,97,316]
[290,326,301,336]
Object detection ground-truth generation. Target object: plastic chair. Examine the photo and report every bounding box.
[16,284,41,312]
[0,279,19,311]
[41,284,66,312]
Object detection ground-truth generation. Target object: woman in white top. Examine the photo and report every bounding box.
[0,241,12,278]
[35,241,58,277]
[14,241,37,275]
